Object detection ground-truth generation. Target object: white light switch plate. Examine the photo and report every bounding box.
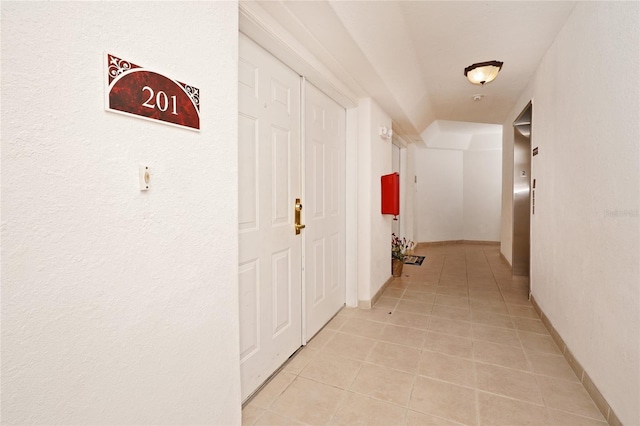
[139,165,150,190]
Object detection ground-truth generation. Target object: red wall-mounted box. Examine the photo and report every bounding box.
[381,172,400,216]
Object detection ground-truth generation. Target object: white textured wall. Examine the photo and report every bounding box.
[501,3,639,424]
[414,135,501,243]
[1,2,241,424]
[414,148,464,242]
[356,99,373,302]
[463,149,502,241]
[357,98,393,302]
[345,108,359,307]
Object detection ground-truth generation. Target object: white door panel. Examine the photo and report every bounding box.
[238,37,347,399]
[304,82,346,340]
[238,34,302,401]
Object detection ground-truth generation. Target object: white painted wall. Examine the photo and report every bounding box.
[391,143,401,238]
[463,148,502,241]
[414,148,464,242]
[414,130,502,243]
[357,99,393,302]
[345,108,359,307]
[1,2,241,424]
[501,3,640,424]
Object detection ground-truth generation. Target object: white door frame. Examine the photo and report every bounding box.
[239,3,359,308]
[391,136,409,240]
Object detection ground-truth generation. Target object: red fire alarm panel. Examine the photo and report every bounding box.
[381,173,400,216]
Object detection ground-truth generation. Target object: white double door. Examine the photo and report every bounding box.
[238,34,346,401]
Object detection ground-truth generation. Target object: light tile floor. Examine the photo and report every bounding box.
[242,244,606,426]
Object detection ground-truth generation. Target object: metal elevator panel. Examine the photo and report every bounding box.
[513,102,532,277]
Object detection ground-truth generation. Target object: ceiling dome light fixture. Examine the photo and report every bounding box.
[464,60,503,86]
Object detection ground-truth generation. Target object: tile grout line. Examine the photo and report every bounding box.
[405,367,419,425]
[480,249,556,416]
[327,359,365,425]
[469,251,482,426]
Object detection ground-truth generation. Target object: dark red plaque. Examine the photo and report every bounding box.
[105,54,200,131]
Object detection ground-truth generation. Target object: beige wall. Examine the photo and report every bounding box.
[501,3,639,424]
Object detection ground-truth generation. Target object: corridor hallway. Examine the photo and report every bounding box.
[242,243,606,425]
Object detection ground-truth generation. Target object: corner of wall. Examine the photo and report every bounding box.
[356,98,394,303]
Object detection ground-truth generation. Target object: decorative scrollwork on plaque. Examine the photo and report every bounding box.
[108,55,139,84]
[183,85,200,109]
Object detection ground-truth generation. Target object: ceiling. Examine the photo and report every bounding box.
[248,1,576,143]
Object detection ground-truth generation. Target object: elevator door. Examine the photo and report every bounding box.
[513,102,532,277]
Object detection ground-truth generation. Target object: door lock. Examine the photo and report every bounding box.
[295,198,305,235]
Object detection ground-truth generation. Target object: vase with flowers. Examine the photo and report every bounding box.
[391,233,414,277]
